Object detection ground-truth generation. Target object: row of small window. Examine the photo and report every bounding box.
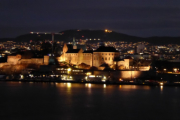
[68,53,91,56]
[100,53,117,56]
[94,53,117,55]
[94,57,114,60]
[72,70,83,72]
[60,71,67,73]
[57,68,67,70]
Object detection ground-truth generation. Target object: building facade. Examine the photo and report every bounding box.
[58,44,131,69]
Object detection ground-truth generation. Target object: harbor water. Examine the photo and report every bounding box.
[0,82,180,120]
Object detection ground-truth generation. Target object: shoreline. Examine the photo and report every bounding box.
[1,79,180,87]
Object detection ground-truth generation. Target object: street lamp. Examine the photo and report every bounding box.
[67,68,71,74]
[67,68,72,80]
[174,68,177,73]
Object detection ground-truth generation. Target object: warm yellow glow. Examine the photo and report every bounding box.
[67,83,71,88]
[103,84,106,88]
[160,82,164,86]
[88,83,91,88]
[160,86,163,91]
[67,68,72,74]
[67,68,71,72]
[89,75,95,78]
[105,29,108,32]
[119,78,123,81]
[86,72,91,75]
[174,68,177,72]
[119,85,122,88]
[20,75,24,79]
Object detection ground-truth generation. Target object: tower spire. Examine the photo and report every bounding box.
[73,37,77,49]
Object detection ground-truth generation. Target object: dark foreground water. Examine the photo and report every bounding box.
[0,82,180,120]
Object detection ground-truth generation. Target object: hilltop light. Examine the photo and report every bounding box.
[105,29,108,32]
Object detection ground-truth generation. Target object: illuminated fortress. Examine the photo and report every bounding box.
[58,42,131,70]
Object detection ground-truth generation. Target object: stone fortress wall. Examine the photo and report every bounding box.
[0,54,49,68]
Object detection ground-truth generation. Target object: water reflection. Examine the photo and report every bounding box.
[160,86,163,91]
[119,85,150,90]
[85,83,91,88]
[67,83,71,95]
[67,83,71,88]
[1,82,180,120]
[103,84,106,88]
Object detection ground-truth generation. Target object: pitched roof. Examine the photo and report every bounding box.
[66,44,73,50]
[94,46,119,52]
[83,50,93,53]
[66,49,81,53]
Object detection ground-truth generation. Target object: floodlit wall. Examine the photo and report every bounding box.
[44,56,49,65]
[93,52,119,67]
[18,58,44,64]
[7,54,21,64]
[94,70,150,80]
[117,59,130,69]
[82,53,92,66]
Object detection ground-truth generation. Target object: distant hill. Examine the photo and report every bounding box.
[0,29,179,45]
[146,36,180,45]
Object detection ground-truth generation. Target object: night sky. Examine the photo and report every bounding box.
[1,0,180,38]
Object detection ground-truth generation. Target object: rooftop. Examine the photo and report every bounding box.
[94,46,119,52]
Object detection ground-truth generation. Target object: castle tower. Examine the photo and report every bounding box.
[73,37,77,49]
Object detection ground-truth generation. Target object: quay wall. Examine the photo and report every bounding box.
[94,70,154,80]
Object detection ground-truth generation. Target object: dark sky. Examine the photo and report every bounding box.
[1,0,180,38]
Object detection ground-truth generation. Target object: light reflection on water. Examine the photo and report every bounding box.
[103,84,106,88]
[1,82,180,120]
[160,85,163,91]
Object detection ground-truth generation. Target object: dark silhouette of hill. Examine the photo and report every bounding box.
[146,36,180,45]
[0,38,15,42]
[0,29,179,45]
